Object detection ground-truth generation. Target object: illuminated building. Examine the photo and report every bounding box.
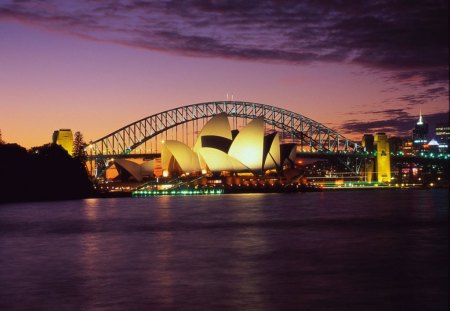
[374,132,391,182]
[412,111,428,152]
[435,123,449,152]
[52,129,74,156]
[402,139,413,156]
[161,113,296,177]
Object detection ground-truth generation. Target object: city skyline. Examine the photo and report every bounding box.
[0,0,448,148]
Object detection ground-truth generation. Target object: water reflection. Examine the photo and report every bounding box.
[229,196,270,310]
[0,190,447,310]
[151,199,174,305]
[82,198,99,221]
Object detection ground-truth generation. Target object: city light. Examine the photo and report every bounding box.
[132,188,224,196]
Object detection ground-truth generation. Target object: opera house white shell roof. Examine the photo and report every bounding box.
[228,117,265,171]
[113,158,155,181]
[161,113,296,176]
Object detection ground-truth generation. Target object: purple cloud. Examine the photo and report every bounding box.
[0,0,448,90]
[339,110,449,138]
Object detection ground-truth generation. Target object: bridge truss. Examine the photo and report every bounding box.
[88,101,360,155]
[87,101,362,177]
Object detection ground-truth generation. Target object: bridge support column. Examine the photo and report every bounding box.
[361,158,375,182]
[374,133,391,183]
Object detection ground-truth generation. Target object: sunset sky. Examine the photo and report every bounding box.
[0,0,448,148]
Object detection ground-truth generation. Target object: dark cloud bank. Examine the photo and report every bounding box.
[1,0,448,83]
[1,0,448,136]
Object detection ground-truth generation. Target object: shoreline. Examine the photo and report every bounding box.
[1,186,448,204]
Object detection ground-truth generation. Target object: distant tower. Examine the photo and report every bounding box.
[412,110,428,152]
[52,129,74,156]
[374,133,391,183]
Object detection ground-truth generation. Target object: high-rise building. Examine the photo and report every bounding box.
[402,139,414,156]
[52,129,74,156]
[435,123,449,153]
[412,111,428,151]
[374,132,391,183]
[388,137,403,155]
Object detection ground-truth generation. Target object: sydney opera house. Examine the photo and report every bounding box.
[111,113,297,181]
[161,113,296,177]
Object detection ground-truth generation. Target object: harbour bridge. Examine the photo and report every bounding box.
[85,101,447,180]
[86,101,364,176]
[88,101,361,154]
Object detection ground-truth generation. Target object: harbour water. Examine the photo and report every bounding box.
[0,189,448,310]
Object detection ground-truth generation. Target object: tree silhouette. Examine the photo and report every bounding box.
[73,131,86,158]
[0,130,5,144]
[0,143,94,202]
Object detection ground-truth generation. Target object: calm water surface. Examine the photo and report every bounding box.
[0,190,448,311]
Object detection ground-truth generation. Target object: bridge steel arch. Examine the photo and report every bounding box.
[88,101,361,159]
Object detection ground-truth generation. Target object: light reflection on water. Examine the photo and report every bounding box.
[0,190,448,311]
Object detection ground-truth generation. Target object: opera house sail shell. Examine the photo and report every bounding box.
[162,140,201,176]
[193,112,232,152]
[228,117,265,172]
[113,159,155,181]
[197,147,247,172]
[263,132,281,170]
[159,113,296,177]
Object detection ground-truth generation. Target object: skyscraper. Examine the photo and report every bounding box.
[52,129,74,156]
[435,123,449,153]
[412,111,428,152]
